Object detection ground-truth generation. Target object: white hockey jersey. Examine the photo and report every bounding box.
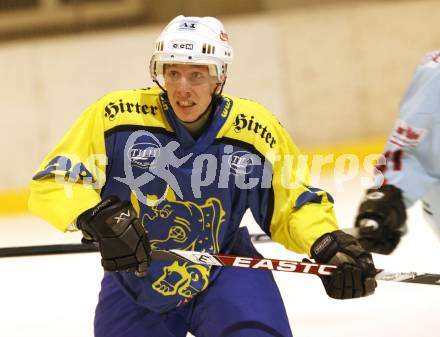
[378,50,440,235]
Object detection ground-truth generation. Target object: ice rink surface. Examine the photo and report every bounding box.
[1,176,439,337]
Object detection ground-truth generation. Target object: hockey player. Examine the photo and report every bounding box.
[355,50,440,255]
[29,16,377,337]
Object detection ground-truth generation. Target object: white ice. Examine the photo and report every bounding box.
[1,176,439,337]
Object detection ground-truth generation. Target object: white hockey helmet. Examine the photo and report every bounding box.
[149,15,233,83]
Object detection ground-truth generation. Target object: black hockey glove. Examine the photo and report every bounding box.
[76,196,151,277]
[311,230,377,300]
[355,184,407,255]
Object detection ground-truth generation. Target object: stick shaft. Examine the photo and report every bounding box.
[154,249,440,286]
[1,240,438,286]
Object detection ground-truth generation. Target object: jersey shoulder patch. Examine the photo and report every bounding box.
[389,119,427,148]
[98,87,168,131]
[222,95,283,152]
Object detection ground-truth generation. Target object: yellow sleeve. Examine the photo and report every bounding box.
[219,96,339,255]
[220,96,339,255]
[28,98,107,231]
[268,124,339,255]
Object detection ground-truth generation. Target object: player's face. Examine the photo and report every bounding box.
[164,64,218,122]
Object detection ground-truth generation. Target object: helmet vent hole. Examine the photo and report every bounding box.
[202,44,215,54]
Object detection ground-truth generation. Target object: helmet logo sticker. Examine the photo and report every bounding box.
[220,30,228,41]
[178,22,197,31]
[172,43,194,50]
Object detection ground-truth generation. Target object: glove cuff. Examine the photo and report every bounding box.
[76,195,121,240]
[311,231,337,263]
[311,230,358,263]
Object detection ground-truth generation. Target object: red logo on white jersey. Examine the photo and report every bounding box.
[390,120,427,148]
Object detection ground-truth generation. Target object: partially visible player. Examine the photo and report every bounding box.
[355,50,440,254]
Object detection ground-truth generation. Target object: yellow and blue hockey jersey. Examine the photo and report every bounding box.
[29,87,338,312]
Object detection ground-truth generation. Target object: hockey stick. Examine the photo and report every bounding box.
[0,229,360,258]
[251,228,360,243]
[0,243,99,258]
[0,233,272,258]
[154,249,440,286]
[1,243,438,286]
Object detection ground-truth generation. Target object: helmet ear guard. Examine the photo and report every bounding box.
[149,15,233,85]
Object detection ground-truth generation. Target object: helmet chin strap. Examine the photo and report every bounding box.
[154,79,167,93]
[215,78,226,96]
